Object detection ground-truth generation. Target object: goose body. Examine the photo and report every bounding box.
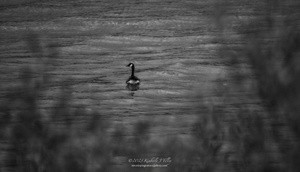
[126,76,140,84]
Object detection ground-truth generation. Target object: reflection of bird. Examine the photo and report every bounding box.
[126,63,140,91]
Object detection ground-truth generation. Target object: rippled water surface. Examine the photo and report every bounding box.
[0,0,255,136]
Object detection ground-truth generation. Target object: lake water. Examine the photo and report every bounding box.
[0,0,258,138]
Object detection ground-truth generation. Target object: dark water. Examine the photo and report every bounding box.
[0,0,256,137]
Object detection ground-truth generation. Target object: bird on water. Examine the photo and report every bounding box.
[126,63,140,91]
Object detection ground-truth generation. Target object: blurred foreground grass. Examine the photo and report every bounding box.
[0,0,300,171]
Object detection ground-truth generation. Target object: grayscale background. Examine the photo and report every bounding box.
[0,0,299,171]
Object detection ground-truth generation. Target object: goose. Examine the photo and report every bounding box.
[126,63,140,84]
[126,63,140,91]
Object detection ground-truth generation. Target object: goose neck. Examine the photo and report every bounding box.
[131,66,135,76]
